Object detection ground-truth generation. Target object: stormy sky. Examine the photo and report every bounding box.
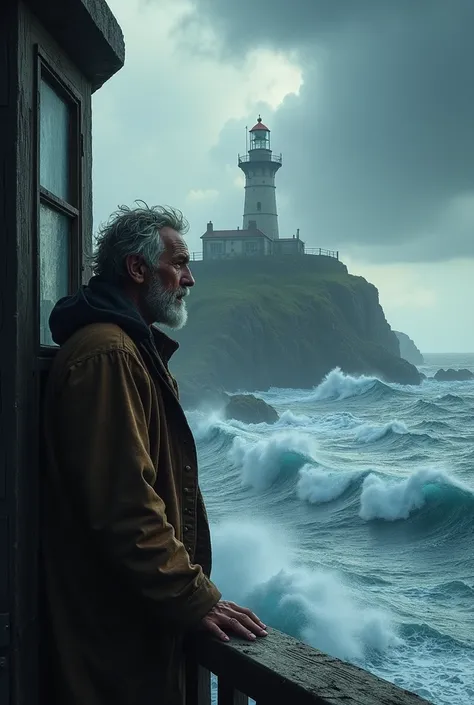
[92,0,474,352]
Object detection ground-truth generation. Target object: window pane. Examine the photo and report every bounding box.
[40,79,69,201]
[39,204,69,346]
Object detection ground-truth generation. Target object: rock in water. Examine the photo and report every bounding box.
[434,368,474,382]
[394,331,424,365]
[225,394,279,424]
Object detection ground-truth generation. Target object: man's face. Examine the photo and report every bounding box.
[142,227,195,329]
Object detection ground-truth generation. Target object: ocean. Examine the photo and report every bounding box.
[187,353,474,705]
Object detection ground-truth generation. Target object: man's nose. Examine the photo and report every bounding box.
[181,266,195,288]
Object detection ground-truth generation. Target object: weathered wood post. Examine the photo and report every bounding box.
[0,1,124,702]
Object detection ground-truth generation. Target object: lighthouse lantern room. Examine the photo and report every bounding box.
[249,116,271,151]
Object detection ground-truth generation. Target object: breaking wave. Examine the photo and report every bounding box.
[193,361,474,705]
[211,522,401,663]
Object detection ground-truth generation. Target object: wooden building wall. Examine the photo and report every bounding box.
[0,0,103,701]
[0,2,21,701]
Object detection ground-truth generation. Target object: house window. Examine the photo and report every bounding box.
[39,205,70,343]
[256,202,261,211]
[38,63,81,346]
[244,240,259,254]
[210,241,224,256]
[40,80,70,200]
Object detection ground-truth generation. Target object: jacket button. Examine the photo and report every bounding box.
[183,526,189,532]
[184,465,192,472]
[183,487,191,494]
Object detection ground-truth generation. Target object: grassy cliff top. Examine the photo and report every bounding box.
[176,255,382,344]
[182,255,365,321]
[188,253,348,284]
[170,254,421,402]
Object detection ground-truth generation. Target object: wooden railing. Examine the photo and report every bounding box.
[189,249,339,262]
[304,248,339,259]
[186,629,432,705]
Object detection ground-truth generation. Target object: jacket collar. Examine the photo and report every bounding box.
[150,324,179,364]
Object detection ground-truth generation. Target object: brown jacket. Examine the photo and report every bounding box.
[41,321,221,705]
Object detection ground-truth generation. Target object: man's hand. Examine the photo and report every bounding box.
[201,601,268,642]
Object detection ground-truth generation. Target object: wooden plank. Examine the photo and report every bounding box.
[0,7,17,705]
[0,614,11,649]
[12,6,95,705]
[11,8,42,704]
[217,679,248,705]
[186,659,211,705]
[0,655,10,703]
[0,518,9,608]
[189,630,433,705]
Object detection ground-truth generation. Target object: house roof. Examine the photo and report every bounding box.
[201,228,271,241]
[250,116,270,132]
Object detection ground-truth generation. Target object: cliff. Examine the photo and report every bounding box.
[171,255,421,407]
[394,331,424,365]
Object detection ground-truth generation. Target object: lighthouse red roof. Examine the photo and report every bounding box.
[249,116,270,132]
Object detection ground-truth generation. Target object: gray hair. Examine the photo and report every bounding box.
[91,201,189,281]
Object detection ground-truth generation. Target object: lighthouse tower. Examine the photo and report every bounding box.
[238,116,282,241]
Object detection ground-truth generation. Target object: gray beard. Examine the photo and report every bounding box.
[144,275,188,329]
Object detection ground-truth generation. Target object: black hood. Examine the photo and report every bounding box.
[49,276,151,346]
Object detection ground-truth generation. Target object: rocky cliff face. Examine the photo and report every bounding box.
[171,256,421,407]
[394,331,424,365]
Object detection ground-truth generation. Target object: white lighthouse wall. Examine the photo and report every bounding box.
[242,166,279,240]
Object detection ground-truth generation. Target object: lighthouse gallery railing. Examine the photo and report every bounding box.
[238,153,283,165]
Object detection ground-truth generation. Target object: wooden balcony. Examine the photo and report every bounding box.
[186,629,432,705]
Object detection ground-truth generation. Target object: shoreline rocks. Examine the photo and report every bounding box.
[433,368,473,382]
[224,394,279,424]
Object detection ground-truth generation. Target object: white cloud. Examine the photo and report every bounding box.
[186,189,219,203]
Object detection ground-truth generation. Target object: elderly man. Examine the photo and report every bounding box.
[41,203,267,705]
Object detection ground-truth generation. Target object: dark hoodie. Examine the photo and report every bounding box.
[49,275,179,386]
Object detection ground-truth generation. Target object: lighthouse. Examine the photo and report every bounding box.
[238,116,282,241]
[201,115,307,259]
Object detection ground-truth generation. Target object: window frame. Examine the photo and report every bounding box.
[35,45,84,350]
[210,241,224,256]
[244,240,259,254]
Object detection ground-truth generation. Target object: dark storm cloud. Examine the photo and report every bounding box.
[183,0,474,262]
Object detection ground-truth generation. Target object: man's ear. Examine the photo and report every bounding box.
[125,254,148,284]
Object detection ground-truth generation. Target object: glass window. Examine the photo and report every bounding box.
[244,240,259,254]
[39,204,70,346]
[210,242,224,255]
[40,79,70,201]
[257,202,261,211]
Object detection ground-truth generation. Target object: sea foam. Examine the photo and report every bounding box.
[210,521,401,663]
